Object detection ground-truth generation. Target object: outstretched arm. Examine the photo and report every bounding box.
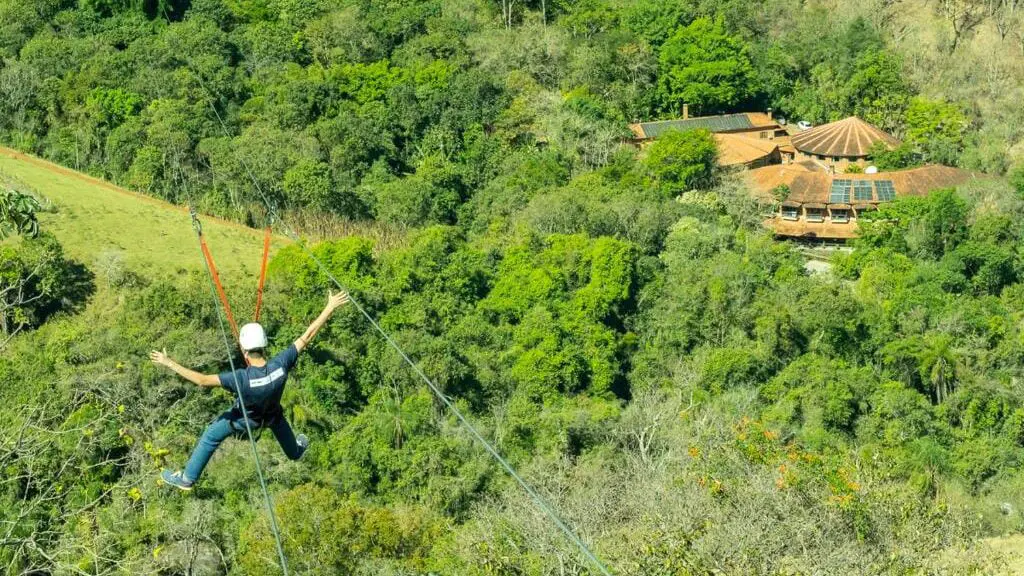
[149,349,221,388]
[295,291,349,353]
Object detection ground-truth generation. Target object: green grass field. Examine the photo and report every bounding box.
[0,147,287,289]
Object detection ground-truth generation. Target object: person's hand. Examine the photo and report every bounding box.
[149,348,171,367]
[327,290,350,311]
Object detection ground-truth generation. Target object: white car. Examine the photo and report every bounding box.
[797,120,812,130]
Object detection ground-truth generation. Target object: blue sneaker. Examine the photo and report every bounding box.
[160,469,194,491]
[296,434,309,458]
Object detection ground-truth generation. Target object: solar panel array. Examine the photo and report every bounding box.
[638,114,755,138]
[853,180,873,201]
[875,180,896,201]
[830,179,851,203]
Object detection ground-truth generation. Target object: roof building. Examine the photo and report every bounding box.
[629,106,793,167]
[629,111,784,140]
[631,111,973,241]
[763,165,975,240]
[791,117,899,172]
[714,133,781,169]
[744,161,820,202]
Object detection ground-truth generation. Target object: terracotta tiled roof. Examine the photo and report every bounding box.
[785,165,975,205]
[791,117,899,158]
[742,112,779,127]
[786,173,832,203]
[744,161,824,197]
[714,133,778,167]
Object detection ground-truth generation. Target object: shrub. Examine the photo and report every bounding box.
[642,128,718,196]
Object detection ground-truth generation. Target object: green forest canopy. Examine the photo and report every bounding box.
[3,0,1024,574]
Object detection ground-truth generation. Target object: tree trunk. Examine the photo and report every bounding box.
[500,0,513,30]
[943,0,986,52]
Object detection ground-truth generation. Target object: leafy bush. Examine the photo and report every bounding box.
[642,128,718,196]
[0,233,93,338]
[656,16,754,115]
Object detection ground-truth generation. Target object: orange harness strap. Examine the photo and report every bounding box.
[198,233,240,342]
[253,225,271,322]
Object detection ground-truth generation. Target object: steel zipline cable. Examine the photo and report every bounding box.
[175,163,290,576]
[169,49,613,575]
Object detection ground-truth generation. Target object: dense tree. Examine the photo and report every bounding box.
[0,233,92,343]
[936,0,988,52]
[238,484,441,575]
[903,97,969,165]
[641,128,717,195]
[777,16,918,132]
[868,140,918,171]
[1,1,1023,574]
[845,50,912,132]
[282,158,333,212]
[656,16,755,115]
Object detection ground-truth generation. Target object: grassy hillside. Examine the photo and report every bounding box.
[0,146,287,285]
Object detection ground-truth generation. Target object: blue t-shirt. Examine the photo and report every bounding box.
[218,344,299,422]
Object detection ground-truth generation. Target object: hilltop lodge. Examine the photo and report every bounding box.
[629,110,974,240]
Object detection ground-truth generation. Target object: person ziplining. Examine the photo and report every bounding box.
[150,291,350,490]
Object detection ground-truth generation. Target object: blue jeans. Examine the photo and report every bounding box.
[183,411,304,483]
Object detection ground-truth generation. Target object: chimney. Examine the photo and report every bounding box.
[767,107,773,122]
[682,104,689,119]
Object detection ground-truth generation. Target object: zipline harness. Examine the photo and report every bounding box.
[166,32,614,576]
[194,216,273,348]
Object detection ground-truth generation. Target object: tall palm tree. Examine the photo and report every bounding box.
[918,333,958,403]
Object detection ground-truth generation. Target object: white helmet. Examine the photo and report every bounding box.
[239,323,268,352]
